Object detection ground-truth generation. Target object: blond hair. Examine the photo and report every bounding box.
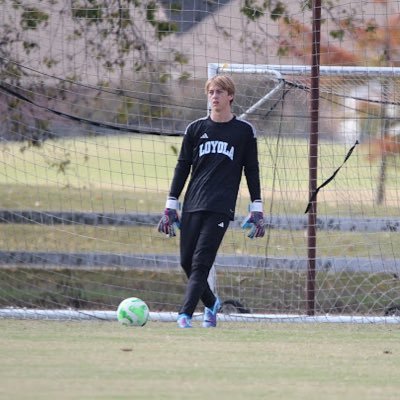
[205,75,235,104]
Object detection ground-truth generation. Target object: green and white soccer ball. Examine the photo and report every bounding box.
[116,297,150,327]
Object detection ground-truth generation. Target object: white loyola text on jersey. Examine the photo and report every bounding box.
[198,140,234,160]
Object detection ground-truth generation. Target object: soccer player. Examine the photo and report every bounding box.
[158,75,265,328]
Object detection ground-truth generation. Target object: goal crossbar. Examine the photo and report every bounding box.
[209,63,400,77]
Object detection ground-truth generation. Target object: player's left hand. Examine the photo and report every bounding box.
[241,200,265,239]
[242,211,265,238]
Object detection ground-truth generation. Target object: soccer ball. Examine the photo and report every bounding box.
[116,297,150,327]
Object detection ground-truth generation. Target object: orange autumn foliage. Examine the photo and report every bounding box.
[279,18,360,66]
[365,135,400,161]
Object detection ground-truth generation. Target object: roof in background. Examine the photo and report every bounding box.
[159,0,232,33]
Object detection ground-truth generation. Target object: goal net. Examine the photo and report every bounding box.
[1,1,400,323]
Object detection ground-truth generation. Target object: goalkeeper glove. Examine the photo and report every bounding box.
[241,200,265,239]
[157,197,180,237]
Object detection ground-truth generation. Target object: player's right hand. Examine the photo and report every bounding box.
[157,197,180,237]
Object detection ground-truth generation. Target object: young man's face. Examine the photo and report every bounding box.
[207,84,233,113]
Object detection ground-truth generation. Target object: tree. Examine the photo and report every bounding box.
[0,0,185,146]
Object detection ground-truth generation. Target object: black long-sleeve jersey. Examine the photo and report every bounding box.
[169,115,261,220]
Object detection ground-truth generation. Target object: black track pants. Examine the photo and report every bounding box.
[179,211,230,316]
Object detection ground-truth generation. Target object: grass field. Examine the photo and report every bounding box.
[1,319,400,400]
[2,134,400,220]
[2,223,400,258]
[1,134,399,210]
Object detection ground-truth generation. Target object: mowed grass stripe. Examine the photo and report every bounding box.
[0,320,399,400]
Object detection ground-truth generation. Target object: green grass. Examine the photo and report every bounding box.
[0,320,399,400]
[1,134,400,216]
[0,183,165,212]
[2,224,400,259]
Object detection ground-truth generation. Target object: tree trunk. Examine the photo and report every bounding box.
[376,152,387,204]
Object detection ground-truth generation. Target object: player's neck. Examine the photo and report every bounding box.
[209,109,234,123]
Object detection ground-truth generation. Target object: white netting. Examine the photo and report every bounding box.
[1,1,400,321]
